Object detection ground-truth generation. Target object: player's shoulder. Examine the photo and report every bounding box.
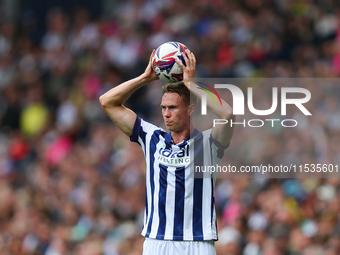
[202,128,213,136]
[131,117,167,144]
[139,117,166,133]
[200,128,228,148]
[188,128,212,141]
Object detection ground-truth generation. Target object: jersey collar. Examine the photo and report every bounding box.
[165,128,200,145]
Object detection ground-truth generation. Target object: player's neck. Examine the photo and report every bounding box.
[171,125,194,145]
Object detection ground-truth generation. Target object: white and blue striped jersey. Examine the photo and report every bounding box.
[130,117,229,241]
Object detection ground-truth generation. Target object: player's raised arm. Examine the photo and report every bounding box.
[99,51,159,137]
[175,50,235,147]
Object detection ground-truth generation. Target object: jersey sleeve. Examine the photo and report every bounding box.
[130,117,162,147]
[208,130,230,160]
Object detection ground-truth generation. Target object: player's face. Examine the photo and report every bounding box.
[161,93,190,132]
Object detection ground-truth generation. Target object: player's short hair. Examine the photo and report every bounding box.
[162,82,198,106]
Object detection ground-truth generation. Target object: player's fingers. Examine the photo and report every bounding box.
[149,50,155,63]
[185,50,194,70]
[191,51,196,64]
[186,49,194,67]
[175,57,185,68]
[181,50,190,65]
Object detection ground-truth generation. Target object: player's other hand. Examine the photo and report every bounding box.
[142,50,159,83]
[175,49,196,87]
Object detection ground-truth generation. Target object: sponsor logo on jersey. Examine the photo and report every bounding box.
[157,145,190,167]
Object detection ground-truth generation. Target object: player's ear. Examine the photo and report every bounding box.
[188,103,196,116]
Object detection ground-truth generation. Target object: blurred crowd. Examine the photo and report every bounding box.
[0,0,340,254]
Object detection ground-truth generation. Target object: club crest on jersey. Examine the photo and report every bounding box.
[157,146,190,167]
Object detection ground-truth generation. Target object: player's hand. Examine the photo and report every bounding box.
[142,50,159,83]
[175,49,196,87]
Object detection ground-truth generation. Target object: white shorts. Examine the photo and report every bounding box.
[142,237,216,255]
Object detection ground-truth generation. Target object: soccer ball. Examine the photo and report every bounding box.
[152,41,190,83]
